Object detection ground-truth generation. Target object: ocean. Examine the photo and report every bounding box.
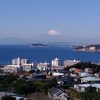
[0,45,100,65]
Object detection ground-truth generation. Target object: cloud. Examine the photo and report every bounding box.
[48,29,61,36]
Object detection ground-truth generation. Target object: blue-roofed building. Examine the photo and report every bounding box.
[74,77,100,92]
[81,77,100,83]
[48,87,69,100]
[74,83,100,92]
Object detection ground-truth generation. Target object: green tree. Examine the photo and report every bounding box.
[68,88,81,100]
[3,74,17,85]
[80,86,100,100]
[0,74,17,91]
[1,95,16,100]
[34,79,57,94]
[12,79,35,95]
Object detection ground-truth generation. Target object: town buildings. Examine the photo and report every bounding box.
[1,57,100,100]
[48,87,69,100]
[64,59,81,67]
[37,62,50,71]
[3,64,22,73]
[74,77,100,92]
[3,57,35,73]
[12,57,28,65]
[52,58,62,67]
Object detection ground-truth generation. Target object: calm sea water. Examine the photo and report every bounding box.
[0,45,100,65]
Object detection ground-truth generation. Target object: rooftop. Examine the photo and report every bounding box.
[81,77,100,81]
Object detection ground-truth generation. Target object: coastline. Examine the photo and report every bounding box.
[74,50,100,52]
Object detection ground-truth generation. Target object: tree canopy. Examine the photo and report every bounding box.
[80,86,100,100]
[1,95,16,100]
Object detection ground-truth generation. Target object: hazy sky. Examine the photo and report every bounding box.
[0,0,100,43]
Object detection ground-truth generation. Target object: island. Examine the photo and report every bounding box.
[74,44,100,52]
[30,43,48,47]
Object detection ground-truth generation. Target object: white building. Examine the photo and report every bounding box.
[74,83,100,92]
[52,58,61,67]
[81,77,100,83]
[89,46,96,51]
[64,59,81,67]
[37,62,50,71]
[52,72,64,77]
[85,68,93,73]
[74,72,100,92]
[12,57,28,65]
[22,63,34,72]
[3,57,35,73]
[3,65,22,73]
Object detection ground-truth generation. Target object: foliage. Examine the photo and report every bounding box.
[0,74,17,91]
[0,84,8,91]
[67,87,100,100]
[12,78,56,95]
[0,74,57,95]
[59,85,73,90]
[80,86,100,100]
[33,80,57,94]
[2,74,17,85]
[68,88,81,100]
[12,79,34,95]
[1,95,16,100]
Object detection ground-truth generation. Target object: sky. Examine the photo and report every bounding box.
[0,0,100,44]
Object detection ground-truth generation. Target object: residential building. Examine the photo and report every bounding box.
[3,65,22,73]
[78,72,90,77]
[64,59,80,67]
[89,46,96,51]
[52,58,62,67]
[12,57,28,65]
[74,83,100,92]
[81,77,100,83]
[22,63,34,72]
[51,66,64,70]
[48,87,69,100]
[3,57,35,73]
[52,72,64,77]
[37,62,50,71]
[57,76,73,85]
[85,68,93,73]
